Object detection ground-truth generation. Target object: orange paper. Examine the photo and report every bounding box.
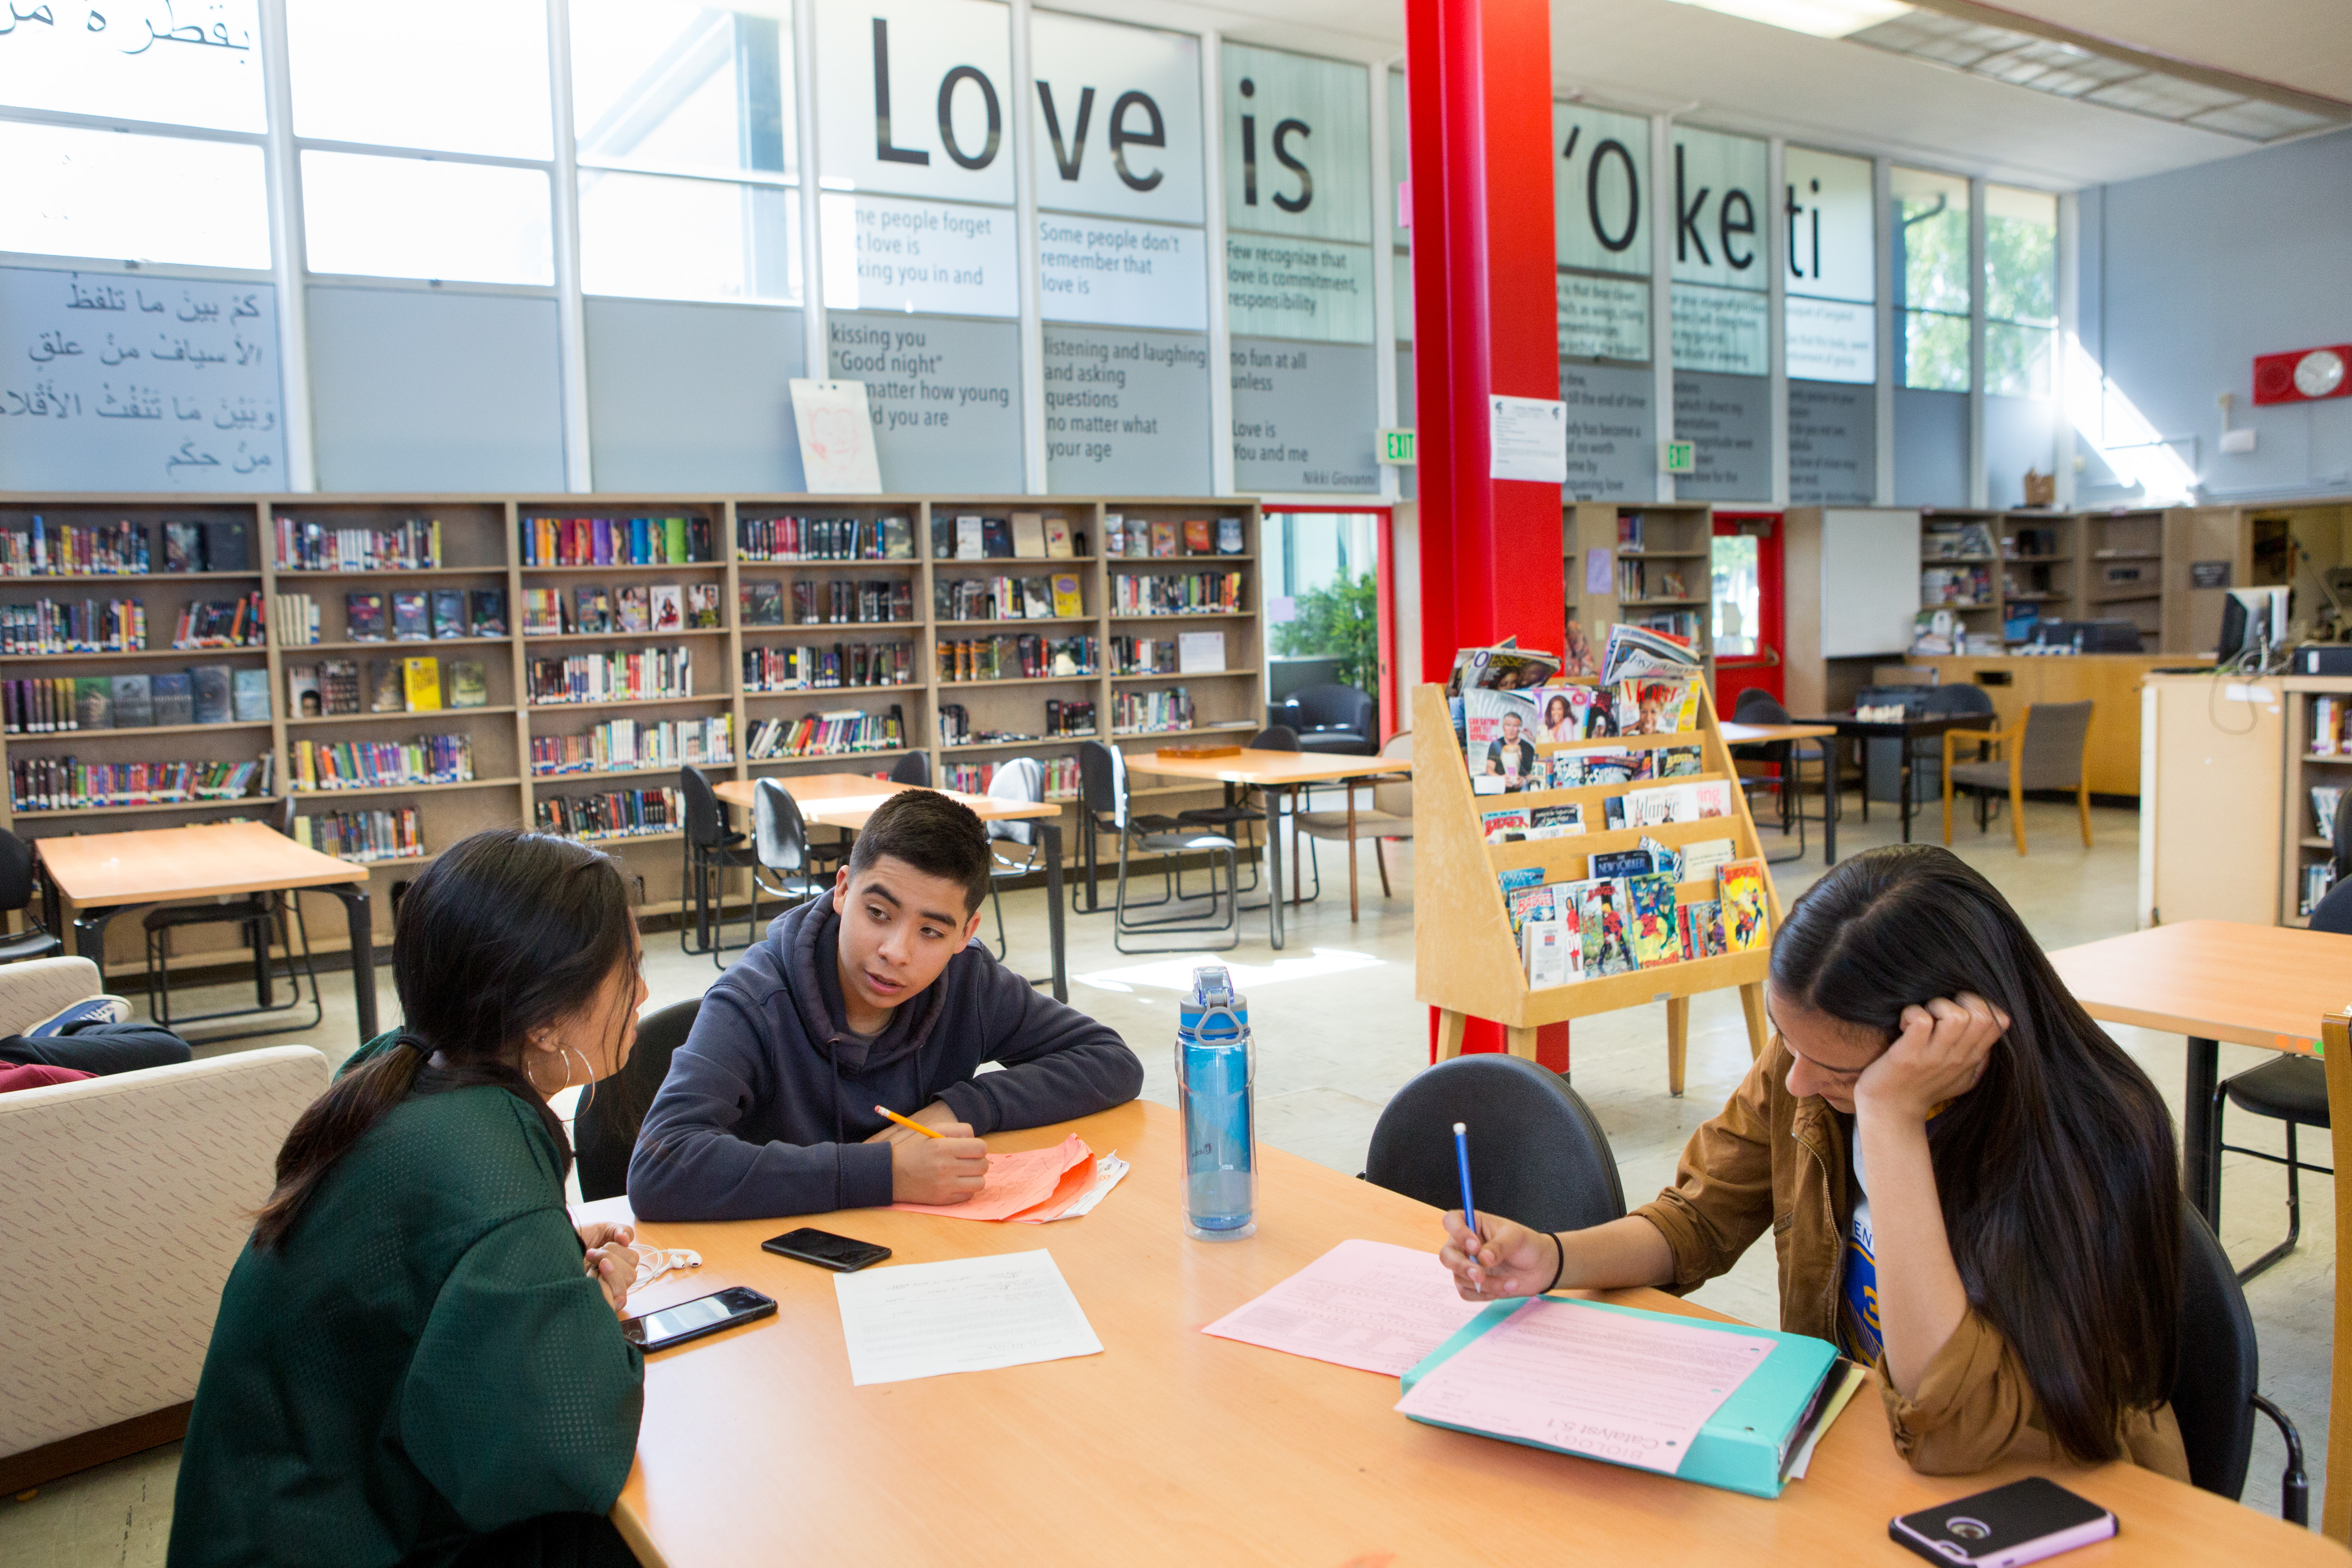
[889,1134,1097,1223]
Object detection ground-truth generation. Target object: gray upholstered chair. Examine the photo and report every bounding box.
[1940,699,2094,855]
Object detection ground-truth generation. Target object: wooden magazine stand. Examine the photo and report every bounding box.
[1412,680,1785,1093]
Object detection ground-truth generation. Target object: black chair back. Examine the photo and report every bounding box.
[574,997,702,1203]
[2172,1205,2259,1500]
[1921,684,1997,717]
[1279,684,1377,753]
[2309,874,2352,936]
[1732,688,1792,725]
[753,778,810,878]
[1077,740,1127,831]
[679,765,730,849]
[1363,1055,1627,1233]
[889,752,932,787]
[0,829,36,915]
[1251,725,1301,752]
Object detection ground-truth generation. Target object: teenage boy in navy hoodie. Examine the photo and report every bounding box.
[629,789,1144,1220]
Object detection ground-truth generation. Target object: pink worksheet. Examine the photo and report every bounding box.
[1391,1296,1772,1472]
[1200,1239,1490,1376]
[888,1134,1096,1222]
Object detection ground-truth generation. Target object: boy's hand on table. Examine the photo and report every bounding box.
[889,1132,990,1204]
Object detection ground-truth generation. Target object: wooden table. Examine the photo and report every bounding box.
[1124,747,1415,947]
[1721,720,1840,866]
[2048,919,2352,1224]
[586,1100,2332,1567]
[1791,711,1997,854]
[32,820,379,1042]
[711,774,1068,1002]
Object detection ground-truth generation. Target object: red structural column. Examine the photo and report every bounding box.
[1405,0,1568,1071]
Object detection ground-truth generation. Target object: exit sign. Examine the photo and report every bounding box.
[1378,428,1415,466]
[1660,440,1695,475]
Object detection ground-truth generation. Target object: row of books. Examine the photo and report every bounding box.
[522,584,713,637]
[173,594,268,650]
[288,659,490,717]
[273,593,321,647]
[746,707,906,759]
[1924,521,1998,560]
[6,668,268,732]
[930,513,1082,561]
[943,757,1080,801]
[741,514,916,562]
[2314,785,2342,841]
[1109,634,1180,674]
[1922,564,1994,607]
[935,575,1082,623]
[527,648,694,706]
[2310,697,2352,756]
[1108,571,1245,617]
[294,806,422,863]
[771,579,918,628]
[2301,860,2337,917]
[273,516,442,572]
[344,587,508,643]
[1622,608,1704,646]
[744,641,916,692]
[1505,857,1769,988]
[1110,687,1195,735]
[1,516,151,576]
[1104,516,1243,558]
[2,597,147,654]
[289,734,475,793]
[934,704,1051,748]
[520,516,714,567]
[1614,559,1689,600]
[938,634,1099,684]
[11,755,268,813]
[534,786,682,841]
[530,717,734,776]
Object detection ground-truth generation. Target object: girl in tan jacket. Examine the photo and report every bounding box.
[1439,843,2188,1479]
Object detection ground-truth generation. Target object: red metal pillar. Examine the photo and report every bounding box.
[1407,0,1568,1072]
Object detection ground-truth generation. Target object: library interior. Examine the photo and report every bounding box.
[4,0,2352,1564]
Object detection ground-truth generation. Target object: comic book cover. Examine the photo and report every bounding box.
[1498,867,1545,931]
[1577,878,1637,977]
[1656,744,1703,777]
[1627,874,1681,967]
[1720,860,1769,952]
[1638,835,1683,881]
[1482,807,1530,842]
[1581,747,1645,786]
[1507,883,1561,933]
[1678,899,1728,960]
[1548,752,1586,788]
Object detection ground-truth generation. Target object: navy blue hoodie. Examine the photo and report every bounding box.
[627,896,1143,1220]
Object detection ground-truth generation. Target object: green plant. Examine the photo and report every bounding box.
[1271,570,1378,694]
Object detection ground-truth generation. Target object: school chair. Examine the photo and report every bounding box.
[573,997,701,1203]
[1175,724,1299,899]
[2172,1206,2307,1524]
[2321,1008,2352,1543]
[889,752,932,787]
[1940,699,2094,855]
[0,830,61,963]
[727,779,825,965]
[980,758,1050,980]
[139,798,321,1040]
[679,765,759,957]
[1361,1054,1625,1234]
[1293,731,1415,920]
[1075,740,1238,954]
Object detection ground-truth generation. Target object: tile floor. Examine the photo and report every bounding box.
[3,793,2333,1564]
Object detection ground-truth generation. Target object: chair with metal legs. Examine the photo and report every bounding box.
[741,779,825,953]
[139,797,322,1039]
[1077,741,1239,954]
[980,759,1052,983]
[680,765,760,962]
[1175,725,1297,899]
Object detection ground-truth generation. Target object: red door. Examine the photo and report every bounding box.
[1711,511,1784,718]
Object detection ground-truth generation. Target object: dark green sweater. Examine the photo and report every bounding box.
[168,1038,644,1568]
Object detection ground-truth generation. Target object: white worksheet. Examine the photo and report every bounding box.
[833,1250,1103,1386]
[1201,1238,1488,1376]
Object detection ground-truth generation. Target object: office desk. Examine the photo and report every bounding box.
[1721,720,1840,866]
[586,1100,2328,1567]
[32,820,379,1042]
[2048,919,2352,1224]
[711,774,1067,1002]
[1790,711,1997,851]
[1123,748,1414,948]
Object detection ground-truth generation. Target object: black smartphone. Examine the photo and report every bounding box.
[620,1286,776,1353]
[762,1226,892,1272]
[1891,1477,2116,1567]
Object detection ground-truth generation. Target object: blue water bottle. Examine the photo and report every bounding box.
[1177,964,1256,1241]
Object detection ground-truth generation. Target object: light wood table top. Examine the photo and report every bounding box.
[1125,745,1413,786]
[33,820,366,908]
[712,772,1059,826]
[584,1100,2323,1567]
[1721,721,1839,744]
[2048,918,2352,1054]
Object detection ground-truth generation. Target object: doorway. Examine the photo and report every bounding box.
[1262,509,1396,737]
[1711,511,1785,717]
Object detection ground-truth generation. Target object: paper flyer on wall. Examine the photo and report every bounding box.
[789,380,884,494]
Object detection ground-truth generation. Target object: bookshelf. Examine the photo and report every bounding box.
[2280,676,2352,927]
[1564,502,1716,670]
[1996,510,2081,644]
[2084,508,2168,646]
[0,493,1261,969]
[1915,507,2005,655]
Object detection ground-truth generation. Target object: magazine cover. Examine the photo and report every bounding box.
[1616,678,1700,736]
[1507,882,1561,933]
[1599,622,1701,685]
[1524,909,1583,988]
[1447,641,1564,695]
[1678,899,1728,960]
[1656,744,1704,777]
[1694,779,1733,818]
[1560,618,1599,681]
[1637,835,1683,882]
[1581,747,1644,787]
[1530,803,1583,831]
[1590,849,1656,879]
[1464,688,1541,791]
[1498,866,1545,931]
[1576,878,1637,977]
[1627,874,1681,967]
[1681,837,1736,882]
[1720,860,1769,952]
[1482,807,1531,842]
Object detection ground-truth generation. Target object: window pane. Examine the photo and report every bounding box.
[1891,166,1969,316]
[1986,322,2053,398]
[302,152,552,285]
[0,0,266,131]
[579,170,799,302]
[1711,534,1758,656]
[287,0,551,158]
[0,122,268,268]
[1984,183,2056,326]
[1903,309,1970,392]
[571,1,795,178]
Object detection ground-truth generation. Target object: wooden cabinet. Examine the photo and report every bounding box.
[2141,671,2285,928]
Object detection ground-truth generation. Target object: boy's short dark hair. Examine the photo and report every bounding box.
[846,789,992,914]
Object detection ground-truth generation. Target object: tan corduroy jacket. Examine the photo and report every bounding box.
[1631,1036,2189,1481]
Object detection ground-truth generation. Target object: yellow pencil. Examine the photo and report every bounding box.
[875,1104,944,1139]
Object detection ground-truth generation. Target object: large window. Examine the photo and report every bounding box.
[1893,166,1970,392]
[1266,512,1381,694]
[1984,184,2056,399]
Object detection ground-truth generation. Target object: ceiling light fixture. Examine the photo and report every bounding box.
[1657,0,1912,39]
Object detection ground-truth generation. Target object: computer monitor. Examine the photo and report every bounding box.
[2219,586,2290,660]
[2028,619,2144,653]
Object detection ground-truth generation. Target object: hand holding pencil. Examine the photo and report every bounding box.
[868,1102,991,1205]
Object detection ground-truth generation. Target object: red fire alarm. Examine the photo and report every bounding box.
[2253,344,2352,405]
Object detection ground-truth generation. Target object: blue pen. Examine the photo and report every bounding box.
[1453,1121,1479,1243]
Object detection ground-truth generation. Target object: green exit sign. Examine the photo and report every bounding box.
[1378,428,1415,466]
[1660,440,1695,475]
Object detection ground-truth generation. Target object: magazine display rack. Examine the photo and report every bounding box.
[1412,680,1784,1094]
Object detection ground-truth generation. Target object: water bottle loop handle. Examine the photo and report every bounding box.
[1185,1005,1252,1086]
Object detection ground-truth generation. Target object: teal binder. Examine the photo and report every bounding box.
[1398,1296,1841,1499]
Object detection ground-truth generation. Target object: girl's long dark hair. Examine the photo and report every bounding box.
[251,830,638,1251]
[1772,844,2180,1463]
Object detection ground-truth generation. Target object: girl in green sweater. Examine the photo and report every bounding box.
[170,830,651,1568]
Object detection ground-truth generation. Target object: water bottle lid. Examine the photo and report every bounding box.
[1188,964,1234,1006]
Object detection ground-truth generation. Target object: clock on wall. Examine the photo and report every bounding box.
[2253,344,2352,405]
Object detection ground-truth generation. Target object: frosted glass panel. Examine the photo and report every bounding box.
[0,0,266,131]
[303,153,553,285]
[0,122,268,268]
[287,0,552,158]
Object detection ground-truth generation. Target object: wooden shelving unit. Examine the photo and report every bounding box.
[0,492,1262,968]
[1563,502,1716,671]
[1411,679,1778,1093]
[2280,676,2352,927]
[1996,510,2081,644]
[2084,508,2168,646]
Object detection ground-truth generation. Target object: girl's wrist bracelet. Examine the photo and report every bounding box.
[1545,1232,1568,1294]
